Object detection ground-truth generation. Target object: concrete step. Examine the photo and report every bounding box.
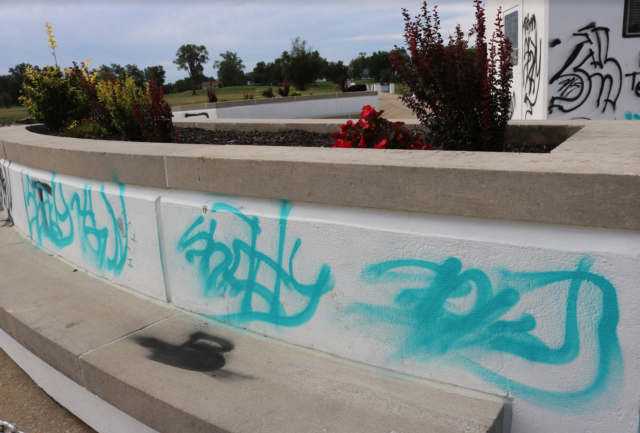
[0,223,506,433]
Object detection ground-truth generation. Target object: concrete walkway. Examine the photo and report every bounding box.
[0,205,505,432]
[0,204,96,433]
[0,349,96,433]
[379,92,418,119]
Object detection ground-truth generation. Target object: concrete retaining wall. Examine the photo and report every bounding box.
[172,91,379,119]
[1,120,639,433]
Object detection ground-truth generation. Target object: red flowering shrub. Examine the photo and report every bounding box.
[390,0,513,151]
[339,76,348,93]
[69,62,115,134]
[206,85,218,103]
[331,105,432,150]
[131,78,176,143]
[277,78,290,97]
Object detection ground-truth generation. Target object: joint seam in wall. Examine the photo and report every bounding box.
[163,156,169,189]
[154,195,173,303]
[77,314,174,387]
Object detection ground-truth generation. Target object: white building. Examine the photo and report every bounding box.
[487,0,640,120]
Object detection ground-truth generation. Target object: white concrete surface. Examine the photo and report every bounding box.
[2,153,639,432]
[173,93,379,119]
[487,0,640,120]
[0,328,160,433]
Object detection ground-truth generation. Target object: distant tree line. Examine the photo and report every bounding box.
[0,42,409,107]
[0,63,38,108]
[166,38,408,95]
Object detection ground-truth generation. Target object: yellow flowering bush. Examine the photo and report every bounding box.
[96,73,146,138]
[20,65,91,131]
[44,21,58,67]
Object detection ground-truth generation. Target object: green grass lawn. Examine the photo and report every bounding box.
[0,106,29,125]
[164,81,342,107]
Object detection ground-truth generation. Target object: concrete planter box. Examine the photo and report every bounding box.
[0,119,639,433]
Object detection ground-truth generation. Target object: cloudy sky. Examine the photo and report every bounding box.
[0,0,479,83]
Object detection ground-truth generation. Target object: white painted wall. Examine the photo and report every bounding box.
[2,156,640,433]
[172,94,379,119]
[487,0,640,120]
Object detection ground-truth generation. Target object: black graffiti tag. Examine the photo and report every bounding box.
[625,72,640,98]
[549,23,622,114]
[0,161,12,224]
[522,14,542,118]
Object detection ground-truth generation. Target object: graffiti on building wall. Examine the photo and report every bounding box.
[549,23,623,115]
[22,173,128,276]
[549,21,640,117]
[178,201,334,327]
[522,14,542,118]
[625,71,640,98]
[0,160,12,223]
[349,256,623,412]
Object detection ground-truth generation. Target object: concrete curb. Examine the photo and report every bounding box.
[0,120,638,230]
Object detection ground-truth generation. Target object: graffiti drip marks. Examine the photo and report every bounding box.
[178,201,334,327]
[23,173,128,276]
[549,23,623,114]
[351,256,623,412]
[0,161,12,223]
[522,14,542,118]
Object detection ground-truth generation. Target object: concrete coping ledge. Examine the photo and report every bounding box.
[173,91,378,112]
[0,224,508,433]
[0,120,639,231]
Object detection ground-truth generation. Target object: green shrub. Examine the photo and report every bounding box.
[20,66,91,131]
[260,87,275,98]
[96,73,145,139]
[66,118,109,138]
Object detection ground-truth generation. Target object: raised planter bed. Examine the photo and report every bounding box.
[27,119,582,153]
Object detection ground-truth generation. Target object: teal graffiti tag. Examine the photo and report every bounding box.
[22,173,128,276]
[351,256,623,412]
[625,111,640,120]
[178,201,334,327]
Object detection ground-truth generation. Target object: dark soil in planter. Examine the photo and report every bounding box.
[28,125,559,153]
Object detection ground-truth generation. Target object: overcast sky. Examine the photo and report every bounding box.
[0,0,479,83]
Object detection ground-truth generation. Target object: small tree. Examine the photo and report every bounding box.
[367,51,392,82]
[213,51,245,86]
[173,44,209,95]
[144,65,166,87]
[282,38,324,91]
[390,0,513,151]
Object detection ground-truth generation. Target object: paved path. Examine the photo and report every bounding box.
[379,92,418,119]
[0,203,96,433]
[0,349,96,433]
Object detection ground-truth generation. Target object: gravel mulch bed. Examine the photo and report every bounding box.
[28,125,559,153]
